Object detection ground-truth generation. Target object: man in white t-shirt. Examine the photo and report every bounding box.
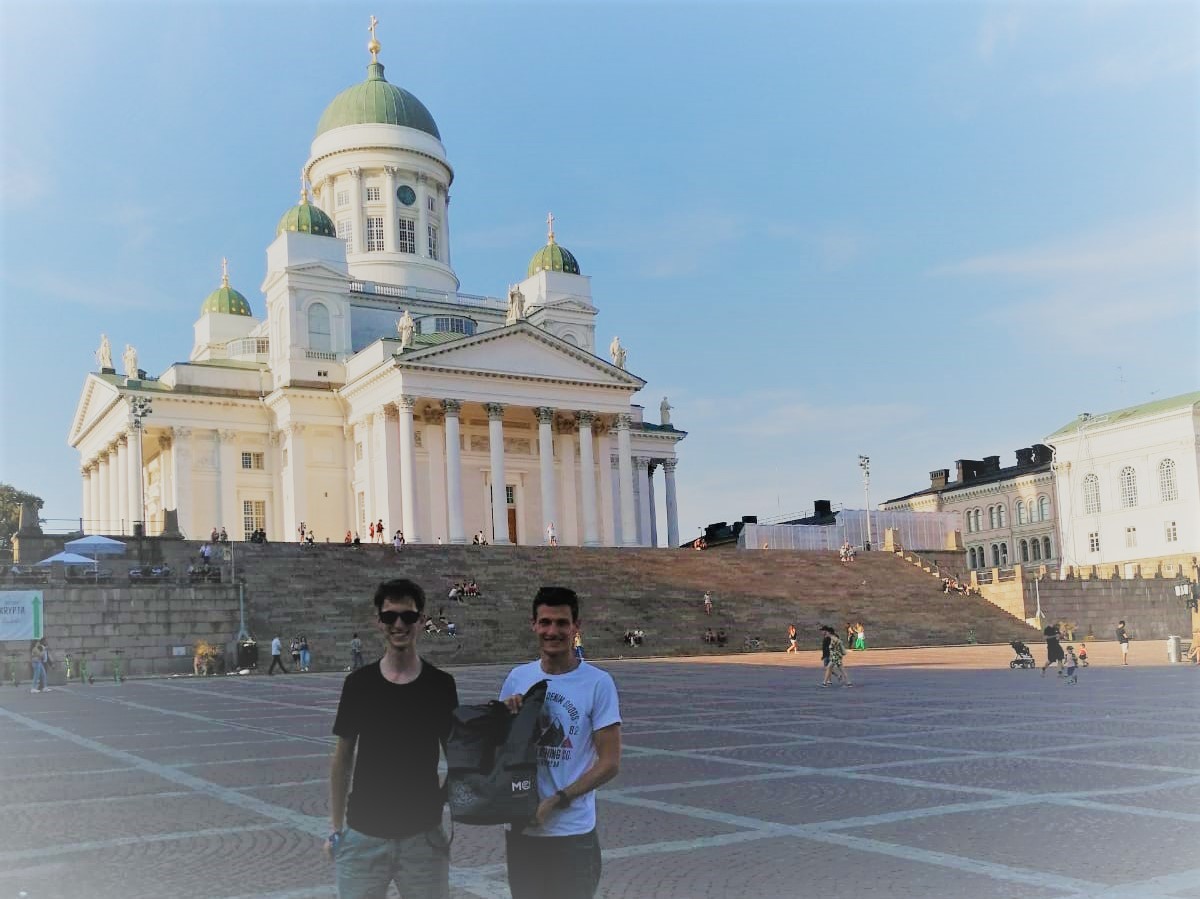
[500,586,621,899]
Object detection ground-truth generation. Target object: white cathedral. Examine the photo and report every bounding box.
[69,26,685,547]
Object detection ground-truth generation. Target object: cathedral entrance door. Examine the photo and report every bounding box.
[507,508,517,544]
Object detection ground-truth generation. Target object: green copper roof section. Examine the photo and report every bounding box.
[528,240,581,277]
[1046,390,1200,439]
[316,61,440,139]
[277,200,336,238]
[200,278,252,321]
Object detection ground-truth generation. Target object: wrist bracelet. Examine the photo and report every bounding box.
[555,789,571,809]
[328,831,342,847]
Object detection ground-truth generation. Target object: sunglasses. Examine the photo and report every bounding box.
[378,610,421,626]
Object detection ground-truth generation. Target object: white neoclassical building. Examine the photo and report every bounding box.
[1046,391,1199,578]
[68,30,685,546]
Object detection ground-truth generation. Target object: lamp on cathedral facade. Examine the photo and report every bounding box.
[129,396,153,535]
[858,455,872,550]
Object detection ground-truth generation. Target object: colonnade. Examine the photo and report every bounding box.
[80,431,144,535]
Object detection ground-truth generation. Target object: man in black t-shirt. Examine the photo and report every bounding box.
[326,578,458,899]
[1116,620,1130,666]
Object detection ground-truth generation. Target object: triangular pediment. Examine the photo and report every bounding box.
[69,375,122,446]
[395,323,643,388]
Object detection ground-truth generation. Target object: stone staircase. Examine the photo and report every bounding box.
[154,542,1039,669]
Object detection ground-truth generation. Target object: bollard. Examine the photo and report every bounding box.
[1166,635,1181,664]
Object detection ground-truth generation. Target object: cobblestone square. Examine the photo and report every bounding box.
[1,646,1197,899]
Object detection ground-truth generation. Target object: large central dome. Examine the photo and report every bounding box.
[315,61,440,140]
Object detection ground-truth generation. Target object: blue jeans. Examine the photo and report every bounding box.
[505,829,601,899]
[335,825,449,899]
[300,649,311,669]
[351,651,364,670]
[31,660,47,691]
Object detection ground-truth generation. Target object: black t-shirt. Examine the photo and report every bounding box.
[332,659,458,839]
[821,635,832,657]
[1116,626,1129,644]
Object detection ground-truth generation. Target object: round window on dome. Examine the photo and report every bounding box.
[397,185,416,206]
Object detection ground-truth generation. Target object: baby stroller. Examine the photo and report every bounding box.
[1009,640,1036,669]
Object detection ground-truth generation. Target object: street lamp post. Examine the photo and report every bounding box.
[128,396,153,536]
[858,455,872,551]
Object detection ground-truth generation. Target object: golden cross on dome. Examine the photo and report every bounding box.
[546,211,555,243]
[299,167,309,203]
[368,15,381,61]
[221,257,229,286]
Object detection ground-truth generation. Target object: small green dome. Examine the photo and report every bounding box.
[316,61,440,139]
[277,199,336,238]
[201,268,252,317]
[528,239,580,277]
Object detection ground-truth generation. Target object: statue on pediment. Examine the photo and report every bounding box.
[96,333,113,370]
[660,396,672,426]
[609,335,626,369]
[397,309,414,350]
[506,285,525,326]
[123,344,138,378]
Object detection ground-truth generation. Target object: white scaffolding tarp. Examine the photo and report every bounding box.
[740,509,959,552]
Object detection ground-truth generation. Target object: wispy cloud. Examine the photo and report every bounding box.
[977,7,1027,62]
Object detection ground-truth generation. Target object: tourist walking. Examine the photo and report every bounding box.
[546,521,557,546]
[854,623,867,651]
[1041,623,1065,676]
[786,624,798,653]
[30,639,48,693]
[1116,620,1130,666]
[349,632,364,670]
[299,635,311,672]
[500,587,622,899]
[268,634,289,674]
[1063,646,1079,684]
[819,626,832,668]
[290,636,301,669]
[821,626,852,687]
[326,578,459,899]
[376,519,385,544]
[703,591,713,615]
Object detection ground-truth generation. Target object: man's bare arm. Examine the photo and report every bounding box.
[325,736,355,856]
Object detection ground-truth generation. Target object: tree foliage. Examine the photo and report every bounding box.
[0,483,44,546]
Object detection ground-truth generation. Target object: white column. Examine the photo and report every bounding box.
[616,414,638,546]
[577,411,600,546]
[443,400,465,543]
[80,466,92,530]
[425,405,448,542]
[348,167,364,254]
[115,436,130,534]
[397,395,421,542]
[635,456,652,547]
[158,434,174,512]
[88,460,101,532]
[383,166,399,252]
[171,427,193,536]
[417,173,431,259]
[380,409,403,535]
[486,402,509,544]
[663,459,680,548]
[107,444,121,533]
[598,430,615,546]
[342,425,357,536]
[535,407,557,544]
[217,430,240,537]
[648,462,659,548]
[557,424,578,546]
[96,455,110,533]
[281,425,308,539]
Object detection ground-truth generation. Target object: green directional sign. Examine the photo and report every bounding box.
[0,591,44,640]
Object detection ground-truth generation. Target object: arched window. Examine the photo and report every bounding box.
[1031,539,1041,561]
[998,505,1007,528]
[1038,496,1050,522]
[1020,540,1029,563]
[968,547,976,568]
[307,302,331,352]
[989,506,998,529]
[965,511,973,534]
[1016,500,1025,525]
[1042,536,1052,559]
[1119,466,1138,508]
[1083,474,1101,514]
[1000,542,1009,566]
[1159,459,1178,502]
[991,544,1000,566]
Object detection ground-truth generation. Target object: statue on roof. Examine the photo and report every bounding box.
[397,309,414,350]
[609,335,626,369]
[505,285,525,325]
[660,396,672,426]
[95,333,113,370]
[122,344,138,378]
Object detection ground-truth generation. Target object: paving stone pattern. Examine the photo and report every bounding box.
[1,647,1197,899]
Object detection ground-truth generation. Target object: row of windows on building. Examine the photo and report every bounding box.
[1081,460,1178,514]
[337,187,437,212]
[968,536,1055,569]
[336,217,440,260]
[1085,521,1181,554]
[963,496,1051,533]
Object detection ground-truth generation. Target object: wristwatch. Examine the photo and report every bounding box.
[327,831,342,849]
[554,789,571,809]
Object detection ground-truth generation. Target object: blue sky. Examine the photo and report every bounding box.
[1,1,1196,537]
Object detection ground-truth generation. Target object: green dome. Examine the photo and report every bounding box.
[316,61,440,139]
[201,276,252,317]
[277,199,336,238]
[528,238,580,277]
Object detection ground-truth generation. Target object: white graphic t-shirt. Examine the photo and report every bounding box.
[499,660,621,837]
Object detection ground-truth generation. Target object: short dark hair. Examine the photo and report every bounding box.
[374,578,426,613]
[532,586,580,622]
[819,625,836,635]
[1118,619,1125,625]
